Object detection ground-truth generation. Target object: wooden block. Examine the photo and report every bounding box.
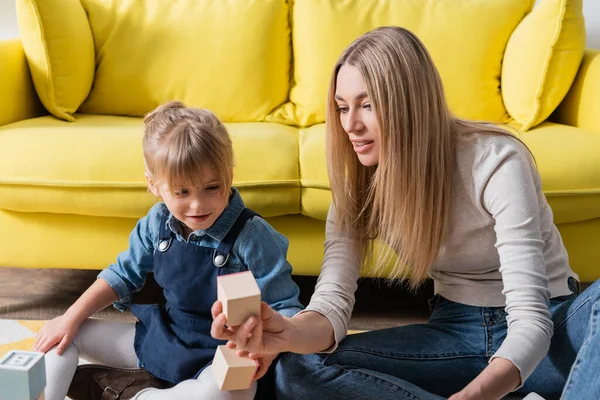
[211,345,257,391]
[0,350,46,400]
[217,271,261,327]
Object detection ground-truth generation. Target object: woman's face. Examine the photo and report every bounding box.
[335,64,380,167]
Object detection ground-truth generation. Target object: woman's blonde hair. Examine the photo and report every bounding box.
[327,26,521,289]
[143,101,233,195]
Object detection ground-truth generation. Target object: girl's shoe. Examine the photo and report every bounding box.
[67,364,170,400]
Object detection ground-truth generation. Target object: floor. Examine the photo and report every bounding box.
[0,267,431,329]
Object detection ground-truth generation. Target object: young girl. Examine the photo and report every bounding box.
[34,101,303,400]
[211,27,600,399]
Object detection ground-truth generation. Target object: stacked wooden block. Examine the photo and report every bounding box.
[212,271,261,391]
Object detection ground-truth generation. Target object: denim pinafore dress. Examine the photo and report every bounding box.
[130,208,257,384]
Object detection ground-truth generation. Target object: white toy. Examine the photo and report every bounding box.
[211,345,257,391]
[0,350,46,400]
[217,271,261,327]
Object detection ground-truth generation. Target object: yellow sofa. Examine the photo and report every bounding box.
[1,0,599,280]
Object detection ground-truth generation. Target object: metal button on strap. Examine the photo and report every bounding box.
[214,254,226,266]
[158,239,171,252]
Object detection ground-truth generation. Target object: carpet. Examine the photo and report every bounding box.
[0,319,45,359]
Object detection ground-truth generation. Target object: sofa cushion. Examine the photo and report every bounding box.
[15,0,95,121]
[0,115,300,218]
[552,49,600,134]
[502,0,585,131]
[299,123,600,224]
[299,125,330,221]
[76,0,290,122]
[521,122,600,224]
[269,0,533,127]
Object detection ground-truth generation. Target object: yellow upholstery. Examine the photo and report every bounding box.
[503,0,585,131]
[77,0,290,122]
[15,0,95,121]
[300,123,600,225]
[270,0,533,126]
[1,1,599,281]
[521,123,600,223]
[0,115,300,218]
[552,49,600,133]
[0,40,42,127]
[299,124,330,221]
[0,209,326,276]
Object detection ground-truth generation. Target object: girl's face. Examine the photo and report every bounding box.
[148,165,229,232]
[335,64,380,167]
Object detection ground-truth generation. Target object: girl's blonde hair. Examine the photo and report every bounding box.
[143,101,233,194]
[327,26,522,289]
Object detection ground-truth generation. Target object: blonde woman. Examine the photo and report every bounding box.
[211,27,600,399]
[34,102,303,400]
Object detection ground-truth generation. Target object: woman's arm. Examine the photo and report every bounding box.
[450,358,521,400]
[212,205,362,355]
[453,138,555,398]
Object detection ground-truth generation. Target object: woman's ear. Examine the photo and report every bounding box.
[145,172,160,197]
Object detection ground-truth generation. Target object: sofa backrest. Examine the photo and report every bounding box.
[272,0,534,127]
[16,0,585,131]
[16,0,291,122]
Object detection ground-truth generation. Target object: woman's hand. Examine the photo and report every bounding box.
[449,358,521,400]
[33,314,81,355]
[253,353,279,381]
[211,301,292,358]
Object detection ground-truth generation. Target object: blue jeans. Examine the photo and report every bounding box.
[275,279,600,400]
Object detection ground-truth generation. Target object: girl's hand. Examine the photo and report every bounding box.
[211,301,292,357]
[33,314,80,355]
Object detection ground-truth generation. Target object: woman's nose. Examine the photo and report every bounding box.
[343,109,363,134]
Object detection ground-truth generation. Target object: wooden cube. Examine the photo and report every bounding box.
[0,350,46,400]
[211,345,257,391]
[217,271,261,327]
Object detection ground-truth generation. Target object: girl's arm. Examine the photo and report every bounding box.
[62,278,120,326]
[34,278,118,355]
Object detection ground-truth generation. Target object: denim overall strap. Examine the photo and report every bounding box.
[213,208,258,267]
[155,211,172,253]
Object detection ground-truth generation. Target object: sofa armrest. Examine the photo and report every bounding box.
[0,39,43,127]
[551,49,600,133]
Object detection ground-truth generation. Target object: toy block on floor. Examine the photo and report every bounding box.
[217,271,261,327]
[0,350,46,400]
[211,345,257,391]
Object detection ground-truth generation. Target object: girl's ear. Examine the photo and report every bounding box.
[145,172,160,197]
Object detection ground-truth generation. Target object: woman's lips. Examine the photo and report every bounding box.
[352,140,374,154]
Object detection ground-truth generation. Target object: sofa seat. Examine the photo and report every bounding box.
[0,114,301,219]
[299,123,600,225]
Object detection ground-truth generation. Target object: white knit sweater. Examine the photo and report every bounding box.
[303,133,578,382]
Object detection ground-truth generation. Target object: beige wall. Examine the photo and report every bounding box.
[0,0,598,46]
[0,0,18,40]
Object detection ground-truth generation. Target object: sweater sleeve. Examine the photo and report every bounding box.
[479,139,553,385]
[297,205,362,352]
